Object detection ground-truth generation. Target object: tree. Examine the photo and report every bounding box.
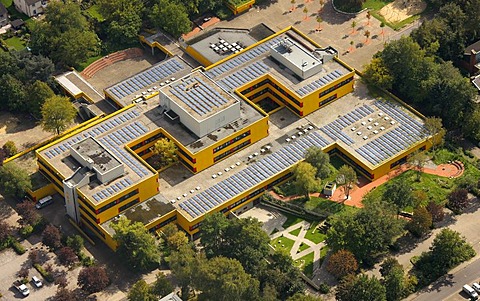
[316,16,323,31]
[294,162,318,200]
[16,201,41,226]
[28,249,42,265]
[29,81,55,118]
[97,0,144,45]
[201,214,270,275]
[327,202,404,264]
[151,272,173,298]
[128,279,156,301]
[290,0,296,11]
[303,7,309,20]
[383,178,414,214]
[0,221,12,244]
[0,163,32,198]
[168,245,198,300]
[422,117,445,154]
[351,20,357,34]
[3,141,17,157]
[426,201,444,222]
[336,274,386,301]
[149,0,191,38]
[41,96,77,135]
[57,247,78,267]
[364,30,371,43]
[30,1,99,67]
[363,57,394,89]
[380,258,412,301]
[0,74,28,112]
[407,207,432,237]
[52,288,78,301]
[304,147,331,179]
[152,138,178,167]
[326,249,358,279]
[17,267,30,280]
[42,224,62,250]
[78,266,109,293]
[380,22,385,36]
[447,188,469,214]
[194,256,259,301]
[366,11,371,25]
[12,51,55,84]
[66,235,84,254]
[54,274,69,288]
[429,229,475,269]
[336,165,357,200]
[112,217,161,270]
[287,293,325,301]
[407,151,428,181]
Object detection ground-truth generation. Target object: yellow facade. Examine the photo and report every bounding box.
[225,0,255,14]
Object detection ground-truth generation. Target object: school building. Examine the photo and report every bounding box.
[36,26,431,249]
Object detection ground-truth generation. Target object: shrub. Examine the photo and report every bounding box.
[42,224,62,250]
[79,252,95,267]
[3,141,18,157]
[57,247,78,267]
[11,240,26,255]
[20,225,34,238]
[77,266,110,293]
[34,263,55,282]
[319,282,330,294]
[327,250,358,279]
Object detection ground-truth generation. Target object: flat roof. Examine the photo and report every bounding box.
[187,28,258,64]
[205,29,351,97]
[163,70,238,120]
[71,137,122,172]
[105,57,193,107]
[101,195,175,235]
[271,37,322,72]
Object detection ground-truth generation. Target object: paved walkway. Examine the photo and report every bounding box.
[270,162,463,208]
[270,221,326,274]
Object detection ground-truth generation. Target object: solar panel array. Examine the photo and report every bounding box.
[179,131,330,218]
[91,177,134,202]
[218,61,269,91]
[296,70,345,97]
[205,37,282,79]
[98,121,150,178]
[169,77,230,116]
[355,100,425,165]
[44,110,141,159]
[107,59,185,99]
[320,105,374,146]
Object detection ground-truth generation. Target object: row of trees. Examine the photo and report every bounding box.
[116,213,320,301]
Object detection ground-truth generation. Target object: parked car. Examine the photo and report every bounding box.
[463,284,479,300]
[13,281,30,297]
[473,282,480,294]
[35,195,53,209]
[32,275,43,288]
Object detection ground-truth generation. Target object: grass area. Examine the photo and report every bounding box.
[289,227,301,237]
[362,0,393,10]
[76,55,103,71]
[298,242,311,253]
[85,4,105,22]
[319,246,330,266]
[304,227,327,244]
[270,236,296,254]
[4,37,25,51]
[294,252,315,278]
[282,213,305,229]
[292,196,358,215]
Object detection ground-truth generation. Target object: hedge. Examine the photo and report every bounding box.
[33,263,54,282]
[11,240,26,255]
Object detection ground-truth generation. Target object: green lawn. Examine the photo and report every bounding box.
[304,227,326,245]
[319,246,330,266]
[298,242,311,253]
[270,236,296,253]
[4,37,25,50]
[294,252,315,278]
[362,0,393,10]
[282,213,305,229]
[291,196,358,215]
[289,227,301,237]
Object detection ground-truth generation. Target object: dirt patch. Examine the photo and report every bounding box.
[379,0,426,23]
[0,112,52,152]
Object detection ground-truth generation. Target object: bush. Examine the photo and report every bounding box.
[11,240,26,255]
[33,263,55,282]
[20,225,34,238]
[79,252,95,267]
[3,141,18,157]
[319,282,330,294]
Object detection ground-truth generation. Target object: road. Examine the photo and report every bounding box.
[410,257,480,301]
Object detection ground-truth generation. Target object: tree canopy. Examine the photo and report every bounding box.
[112,217,161,271]
[149,0,191,38]
[304,147,331,179]
[383,178,414,213]
[41,96,77,135]
[0,163,32,198]
[336,274,386,301]
[30,1,99,67]
[97,0,144,45]
[336,165,357,199]
[293,162,318,200]
[152,138,178,167]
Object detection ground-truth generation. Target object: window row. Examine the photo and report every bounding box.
[213,130,251,153]
[213,140,251,163]
[319,77,353,98]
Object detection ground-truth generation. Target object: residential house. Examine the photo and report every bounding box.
[13,0,45,17]
[460,40,480,75]
[0,3,8,27]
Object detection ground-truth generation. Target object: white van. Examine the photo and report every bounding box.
[35,195,53,209]
[463,284,479,300]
